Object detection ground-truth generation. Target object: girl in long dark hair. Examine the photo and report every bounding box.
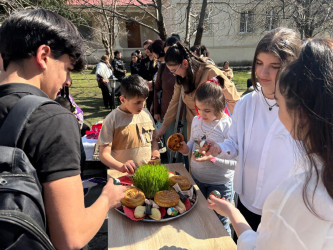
[208,38,333,249]
[156,42,240,141]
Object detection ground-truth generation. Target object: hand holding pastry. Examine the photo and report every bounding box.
[178,141,189,155]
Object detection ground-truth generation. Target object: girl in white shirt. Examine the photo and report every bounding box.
[202,28,302,233]
[178,77,236,235]
[208,38,333,249]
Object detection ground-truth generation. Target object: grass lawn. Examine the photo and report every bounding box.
[70,70,251,127]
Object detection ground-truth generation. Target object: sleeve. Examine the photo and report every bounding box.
[162,83,182,128]
[95,63,102,77]
[237,230,258,250]
[217,102,242,159]
[97,113,115,146]
[213,158,237,170]
[29,109,81,183]
[153,66,162,115]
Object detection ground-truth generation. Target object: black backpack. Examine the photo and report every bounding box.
[0,95,56,250]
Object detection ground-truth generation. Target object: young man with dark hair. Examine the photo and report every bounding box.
[0,9,126,249]
[139,40,158,113]
[111,50,126,82]
[98,75,160,174]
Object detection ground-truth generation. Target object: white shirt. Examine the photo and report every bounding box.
[238,156,333,250]
[218,90,298,214]
[96,61,113,80]
[187,115,236,184]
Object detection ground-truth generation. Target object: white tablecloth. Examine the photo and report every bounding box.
[82,136,98,161]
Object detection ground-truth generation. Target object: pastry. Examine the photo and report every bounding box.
[166,133,184,152]
[169,175,191,191]
[154,190,180,207]
[121,187,145,208]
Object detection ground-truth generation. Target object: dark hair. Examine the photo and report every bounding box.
[171,33,181,41]
[278,38,333,215]
[190,45,200,55]
[151,40,165,58]
[164,35,180,49]
[120,74,149,99]
[194,76,225,117]
[251,27,301,91]
[223,61,229,67]
[0,9,85,72]
[165,42,206,94]
[135,49,142,55]
[114,50,121,57]
[55,96,72,112]
[131,52,138,57]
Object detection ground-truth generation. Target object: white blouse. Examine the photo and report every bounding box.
[238,157,333,250]
[218,90,298,214]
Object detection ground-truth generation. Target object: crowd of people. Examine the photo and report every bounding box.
[0,8,332,250]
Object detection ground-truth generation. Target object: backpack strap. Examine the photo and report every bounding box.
[0,95,57,147]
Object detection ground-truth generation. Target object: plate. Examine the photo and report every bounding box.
[115,188,198,222]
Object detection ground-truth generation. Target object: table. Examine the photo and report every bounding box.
[107,163,236,250]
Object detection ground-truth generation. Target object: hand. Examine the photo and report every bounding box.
[177,141,189,155]
[206,194,233,217]
[154,114,161,122]
[103,78,109,84]
[124,70,127,74]
[192,153,214,162]
[120,160,137,174]
[200,139,221,156]
[155,125,167,142]
[102,179,127,208]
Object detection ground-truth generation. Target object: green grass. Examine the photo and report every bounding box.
[70,70,249,127]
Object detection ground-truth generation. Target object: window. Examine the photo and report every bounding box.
[265,10,279,31]
[240,11,254,33]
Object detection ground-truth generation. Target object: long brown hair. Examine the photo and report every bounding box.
[251,27,301,91]
[278,38,333,215]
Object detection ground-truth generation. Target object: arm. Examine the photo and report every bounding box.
[207,195,252,238]
[99,144,136,174]
[156,83,181,141]
[153,66,162,121]
[44,175,126,249]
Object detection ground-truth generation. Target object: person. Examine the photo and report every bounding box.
[98,74,160,174]
[96,54,114,109]
[156,41,240,142]
[139,40,158,112]
[0,9,126,249]
[111,50,126,82]
[202,27,302,235]
[190,44,215,65]
[151,39,178,162]
[57,78,90,136]
[207,38,333,249]
[135,49,143,63]
[178,77,237,235]
[130,52,140,75]
[222,61,233,81]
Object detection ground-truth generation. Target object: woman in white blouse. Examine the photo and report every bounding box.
[208,38,333,249]
[201,28,302,233]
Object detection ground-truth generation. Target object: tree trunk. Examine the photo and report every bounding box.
[194,0,207,46]
[184,0,192,46]
[156,0,167,40]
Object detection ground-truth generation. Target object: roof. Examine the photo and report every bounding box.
[69,0,153,6]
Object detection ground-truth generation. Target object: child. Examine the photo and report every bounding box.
[98,74,160,174]
[208,38,333,249]
[178,76,236,235]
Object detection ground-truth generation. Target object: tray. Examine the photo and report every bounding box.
[115,188,198,222]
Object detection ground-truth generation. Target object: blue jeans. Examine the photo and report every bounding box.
[192,177,234,235]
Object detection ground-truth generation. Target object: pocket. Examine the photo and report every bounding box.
[141,123,155,144]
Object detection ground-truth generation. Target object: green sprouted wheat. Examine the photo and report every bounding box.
[133,164,169,198]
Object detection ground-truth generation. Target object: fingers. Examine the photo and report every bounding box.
[123,160,137,174]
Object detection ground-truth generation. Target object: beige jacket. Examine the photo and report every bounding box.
[163,63,240,139]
